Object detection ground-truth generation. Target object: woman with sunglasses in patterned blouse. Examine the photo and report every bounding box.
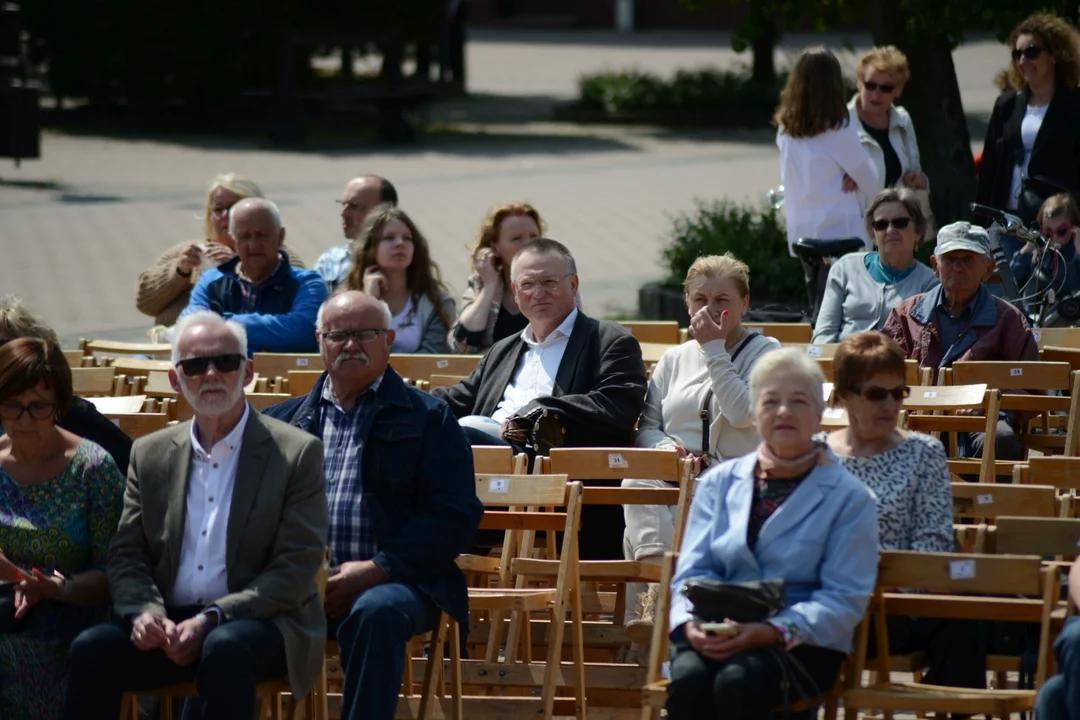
[1011,193,1080,313]
[825,331,988,695]
[976,13,1080,257]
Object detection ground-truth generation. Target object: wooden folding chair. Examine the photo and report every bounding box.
[639,552,676,720]
[636,343,677,368]
[105,357,173,377]
[388,355,481,386]
[81,339,172,361]
[62,348,90,367]
[1035,328,1080,349]
[950,482,1059,522]
[253,353,324,386]
[948,360,1079,457]
[105,412,168,439]
[71,366,122,397]
[1042,345,1080,371]
[419,475,586,720]
[741,322,812,344]
[619,321,680,345]
[471,446,528,475]
[842,551,1057,719]
[903,383,1002,483]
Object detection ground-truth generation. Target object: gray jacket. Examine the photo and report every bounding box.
[812,253,939,344]
[411,291,457,354]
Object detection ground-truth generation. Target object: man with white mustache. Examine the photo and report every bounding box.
[264,291,482,720]
[64,311,329,720]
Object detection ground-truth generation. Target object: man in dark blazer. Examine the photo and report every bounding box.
[264,290,483,720]
[432,238,647,559]
[64,311,328,720]
[432,237,647,452]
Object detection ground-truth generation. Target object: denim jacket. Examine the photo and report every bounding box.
[263,368,484,623]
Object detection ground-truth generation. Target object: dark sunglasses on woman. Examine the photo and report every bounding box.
[851,385,911,402]
[863,80,895,93]
[1012,46,1045,62]
[175,353,245,376]
[1043,224,1074,240]
[871,217,912,232]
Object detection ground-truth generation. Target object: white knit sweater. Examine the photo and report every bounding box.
[635,333,780,462]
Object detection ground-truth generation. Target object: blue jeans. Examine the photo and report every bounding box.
[331,582,439,720]
[1037,616,1080,719]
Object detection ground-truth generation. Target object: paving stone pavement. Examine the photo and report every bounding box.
[0,29,1008,344]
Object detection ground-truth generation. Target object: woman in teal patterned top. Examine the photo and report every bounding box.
[0,338,124,719]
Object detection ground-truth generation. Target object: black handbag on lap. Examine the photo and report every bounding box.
[681,577,786,623]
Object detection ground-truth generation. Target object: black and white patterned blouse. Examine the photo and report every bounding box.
[835,432,953,553]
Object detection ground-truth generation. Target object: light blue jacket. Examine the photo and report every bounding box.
[670,450,879,654]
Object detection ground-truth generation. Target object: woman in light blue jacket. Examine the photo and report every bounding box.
[667,348,879,720]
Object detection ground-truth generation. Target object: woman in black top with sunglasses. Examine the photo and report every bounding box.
[825,332,987,693]
[977,13,1080,255]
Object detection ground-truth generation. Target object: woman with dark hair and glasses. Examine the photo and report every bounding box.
[0,338,124,718]
[976,13,1080,256]
[1011,193,1080,310]
[812,189,939,344]
[825,331,987,693]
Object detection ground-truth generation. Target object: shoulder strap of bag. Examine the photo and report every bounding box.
[699,332,760,458]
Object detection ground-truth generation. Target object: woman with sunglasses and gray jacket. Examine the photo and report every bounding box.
[812,189,939,344]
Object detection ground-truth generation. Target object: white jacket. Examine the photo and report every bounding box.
[846,96,930,219]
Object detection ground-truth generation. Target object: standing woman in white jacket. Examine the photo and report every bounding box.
[777,46,879,255]
[848,46,932,237]
[619,254,780,661]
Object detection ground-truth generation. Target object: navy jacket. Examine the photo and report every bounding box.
[183,251,327,354]
[263,368,483,624]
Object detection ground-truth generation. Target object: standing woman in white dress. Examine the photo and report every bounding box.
[776,46,879,256]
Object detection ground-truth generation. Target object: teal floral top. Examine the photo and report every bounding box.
[0,439,125,639]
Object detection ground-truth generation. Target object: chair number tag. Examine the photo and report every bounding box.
[488,478,509,493]
[976,494,994,505]
[1034,331,1042,342]
[437,360,449,368]
[949,559,976,580]
[608,453,628,469]
[1009,368,1023,376]
[296,358,309,367]
[923,391,937,398]
[806,346,822,357]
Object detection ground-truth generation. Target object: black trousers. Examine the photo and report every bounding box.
[667,643,845,720]
[869,616,987,689]
[62,609,288,720]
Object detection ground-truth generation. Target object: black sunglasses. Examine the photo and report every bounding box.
[863,80,896,93]
[851,385,911,402]
[1013,46,1045,62]
[871,216,912,232]
[175,353,244,376]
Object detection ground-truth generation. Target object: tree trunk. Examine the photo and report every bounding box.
[869,0,976,229]
[750,15,777,86]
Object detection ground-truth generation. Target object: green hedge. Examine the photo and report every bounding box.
[661,199,805,303]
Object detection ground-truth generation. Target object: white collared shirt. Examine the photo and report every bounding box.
[492,309,578,423]
[171,404,250,608]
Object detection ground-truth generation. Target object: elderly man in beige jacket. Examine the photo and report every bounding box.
[63,311,328,720]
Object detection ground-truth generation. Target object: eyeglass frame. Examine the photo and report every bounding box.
[319,329,390,345]
[848,385,911,402]
[515,272,576,295]
[0,401,58,422]
[173,353,246,377]
[1013,45,1045,63]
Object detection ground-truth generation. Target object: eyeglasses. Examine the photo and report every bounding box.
[0,401,57,422]
[871,216,912,232]
[863,80,896,93]
[320,329,388,345]
[1013,46,1045,62]
[517,274,573,294]
[210,205,232,216]
[1043,224,1074,240]
[336,200,371,213]
[850,385,910,402]
[174,353,245,376]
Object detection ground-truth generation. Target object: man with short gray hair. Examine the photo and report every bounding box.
[182,198,328,353]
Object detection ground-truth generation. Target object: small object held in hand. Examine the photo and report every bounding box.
[700,621,738,638]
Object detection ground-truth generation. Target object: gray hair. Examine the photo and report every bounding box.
[865,187,929,242]
[228,197,283,236]
[0,295,60,347]
[171,310,248,364]
[749,347,826,415]
[510,237,578,281]
[315,296,392,332]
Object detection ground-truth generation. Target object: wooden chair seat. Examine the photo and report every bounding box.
[845,682,1035,715]
[642,679,668,710]
[466,587,558,613]
[513,558,663,583]
[120,678,292,720]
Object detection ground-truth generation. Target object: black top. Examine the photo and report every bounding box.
[862,121,902,188]
[748,469,811,549]
[492,305,529,344]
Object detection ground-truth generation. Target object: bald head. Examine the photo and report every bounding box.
[228,198,282,236]
[340,176,397,239]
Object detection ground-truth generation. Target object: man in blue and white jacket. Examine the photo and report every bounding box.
[181,198,328,353]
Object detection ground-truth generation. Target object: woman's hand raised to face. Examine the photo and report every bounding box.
[685,620,782,662]
[473,248,501,287]
[362,267,387,299]
[690,307,733,346]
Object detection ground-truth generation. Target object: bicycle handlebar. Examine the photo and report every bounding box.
[968,203,1042,242]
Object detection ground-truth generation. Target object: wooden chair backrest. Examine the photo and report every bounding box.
[951,482,1058,520]
[428,374,467,389]
[619,321,680,345]
[474,473,571,509]
[287,370,323,397]
[902,383,989,411]
[786,343,841,358]
[877,550,1043,596]
[388,354,481,384]
[71,367,119,397]
[995,516,1080,556]
[143,371,175,397]
[107,357,172,377]
[1021,456,1080,490]
[742,322,812,344]
[252,353,324,379]
[1041,345,1080,371]
[1035,327,1080,349]
[638,342,677,366]
[472,446,527,475]
[82,339,172,360]
[950,361,1072,391]
[62,349,88,367]
[107,413,168,439]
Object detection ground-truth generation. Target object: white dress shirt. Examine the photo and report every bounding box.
[171,404,250,608]
[492,309,578,423]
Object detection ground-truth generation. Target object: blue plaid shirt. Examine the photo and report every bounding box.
[237,258,283,314]
[315,243,354,293]
[319,372,383,567]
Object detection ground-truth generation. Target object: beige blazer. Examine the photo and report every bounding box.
[107,409,329,696]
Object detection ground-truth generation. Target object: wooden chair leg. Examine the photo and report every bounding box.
[402,637,415,696]
[418,612,450,720]
[912,669,925,719]
[448,617,463,720]
[160,696,174,720]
